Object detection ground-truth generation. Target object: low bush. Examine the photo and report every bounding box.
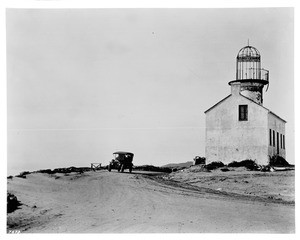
[228,159,258,171]
[37,169,53,174]
[7,193,22,213]
[220,167,230,172]
[134,165,172,173]
[205,161,224,171]
[269,155,290,167]
[194,156,206,165]
[52,167,92,174]
[15,171,31,178]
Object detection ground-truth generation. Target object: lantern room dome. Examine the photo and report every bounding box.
[237,46,260,60]
[233,45,269,82]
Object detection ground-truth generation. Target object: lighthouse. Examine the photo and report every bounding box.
[229,44,270,105]
[205,44,286,165]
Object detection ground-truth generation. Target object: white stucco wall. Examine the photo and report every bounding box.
[205,94,270,165]
[268,113,286,159]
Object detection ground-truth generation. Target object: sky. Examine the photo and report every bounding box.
[6,8,294,175]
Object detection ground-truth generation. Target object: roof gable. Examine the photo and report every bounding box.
[204,94,232,114]
[239,94,287,123]
[204,92,286,123]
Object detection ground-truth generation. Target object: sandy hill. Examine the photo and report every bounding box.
[161,161,194,169]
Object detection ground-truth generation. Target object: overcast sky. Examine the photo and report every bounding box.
[6,8,294,174]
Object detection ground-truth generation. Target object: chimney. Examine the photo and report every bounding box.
[230,82,241,96]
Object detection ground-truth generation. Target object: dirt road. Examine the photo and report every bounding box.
[7,170,294,233]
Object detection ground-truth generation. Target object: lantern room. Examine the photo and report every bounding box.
[228,44,270,105]
[236,45,269,82]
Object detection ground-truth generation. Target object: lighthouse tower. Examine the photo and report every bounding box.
[228,45,269,105]
[205,44,286,165]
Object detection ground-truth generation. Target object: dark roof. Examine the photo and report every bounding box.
[113,151,134,156]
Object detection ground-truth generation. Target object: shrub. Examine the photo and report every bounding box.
[194,156,206,165]
[52,167,91,174]
[227,161,239,168]
[15,171,31,178]
[205,161,224,170]
[228,159,258,171]
[269,155,290,167]
[7,193,22,213]
[241,160,258,171]
[220,167,230,172]
[134,165,172,173]
[37,169,53,174]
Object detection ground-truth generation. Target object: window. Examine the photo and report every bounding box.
[269,129,272,146]
[283,135,285,149]
[280,134,282,148]
[277,132,279,154]
[239,105,248,121]
[273,130,275,147]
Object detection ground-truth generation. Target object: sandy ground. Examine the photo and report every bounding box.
[7,169,294,233]
[165,166,295,202]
